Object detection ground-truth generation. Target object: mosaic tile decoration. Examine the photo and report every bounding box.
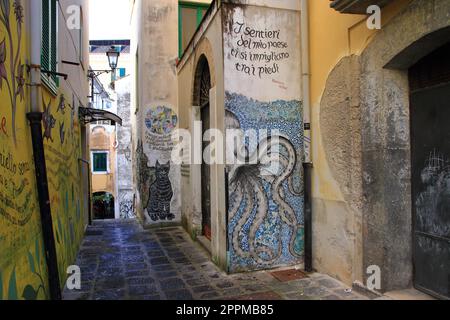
[225,92,305,272]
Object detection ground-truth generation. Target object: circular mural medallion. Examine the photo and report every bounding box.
[145,105,178,135]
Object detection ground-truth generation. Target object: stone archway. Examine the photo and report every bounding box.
[193,55,213,241]
[359,0,450,292]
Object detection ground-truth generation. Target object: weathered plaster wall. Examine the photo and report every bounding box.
[116,77,134,219]
[308,0,412,286]
[311,0,450,292]
[178,37,220,239]
[132,0,181,228]
[317,55,362,284]
[0,0,89,299]
[177,1,227,268]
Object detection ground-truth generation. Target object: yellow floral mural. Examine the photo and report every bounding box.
[0,0,88,300]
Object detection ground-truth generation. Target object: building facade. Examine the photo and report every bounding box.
[0,0,90,299]
[311,0,450,299]
[130,0,450,299]
[130,0,182,228]
[177,0,304,272]
[89,40,133,220]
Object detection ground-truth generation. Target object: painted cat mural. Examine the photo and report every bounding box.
[136,140,175,222]
[147,161,174,221]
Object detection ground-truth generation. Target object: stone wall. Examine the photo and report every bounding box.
[359,0,450,292]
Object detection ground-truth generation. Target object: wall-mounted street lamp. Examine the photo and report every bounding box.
[88,46,121,102]
[106,46,120,70]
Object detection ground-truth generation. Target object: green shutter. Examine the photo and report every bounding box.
[41,0,59,92]
[51,0,58,85]
[93,153,108,172]
[41,0,50,71]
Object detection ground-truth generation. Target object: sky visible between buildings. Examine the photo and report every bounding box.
[89,0,131,40]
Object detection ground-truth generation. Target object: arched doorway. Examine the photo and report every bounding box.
[194,55,212,240]
[92,192,115,220]
[409,41,450,299]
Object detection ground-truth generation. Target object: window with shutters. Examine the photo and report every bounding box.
[178,1,210,58]
[91,151,109,174]
[41,0,58,94]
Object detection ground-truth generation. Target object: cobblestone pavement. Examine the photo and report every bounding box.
[63,220,373,300]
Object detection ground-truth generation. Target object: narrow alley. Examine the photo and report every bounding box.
[63,220,371,301]
[1,0,449,303]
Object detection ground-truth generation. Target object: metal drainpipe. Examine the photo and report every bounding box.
[27,0,61,300]
[300,0,313,273]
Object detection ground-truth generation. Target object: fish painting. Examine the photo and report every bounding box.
[42,98,56,142]
[57,94,66,114]
[59,121,65,145]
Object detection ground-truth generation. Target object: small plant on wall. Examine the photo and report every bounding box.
[0,0,26,145]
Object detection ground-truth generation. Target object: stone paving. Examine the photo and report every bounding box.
[63,219,373,300]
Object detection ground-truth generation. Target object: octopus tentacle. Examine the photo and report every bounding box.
[232,179,254,259]
[228,181,244,220]
[270,155,302,198]
[229,135,304,264]
[248,175,282,265]
[288,162,303,197]
[272,155,296,226]
[270,138,304,260]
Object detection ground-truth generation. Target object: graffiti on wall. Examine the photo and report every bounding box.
[136,140,175,222]
[42,98,56,142]
[119,200,134,219]
[415,150,450,237]
[144,104,178,152]
[228,21,290,79]
[0,0,26,145]
[0,0,49,300]
[225,93,304,272]
[136,139,152,209]
[43,90,84,288]
[147,161,174,221]
[138,103,178,223]
[222,6,303,271]
[145,105,178,135]
[1,1,86,299]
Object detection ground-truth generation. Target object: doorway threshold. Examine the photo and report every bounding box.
[384,288,437,300]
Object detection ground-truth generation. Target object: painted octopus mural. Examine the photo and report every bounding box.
[225,92,304,271]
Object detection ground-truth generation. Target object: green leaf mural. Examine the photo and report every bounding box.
[35,238,41,267]
[8,268,18,300]
[27,252,35,273]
